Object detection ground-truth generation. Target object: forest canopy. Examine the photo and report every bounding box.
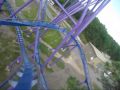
[81,17,120,61]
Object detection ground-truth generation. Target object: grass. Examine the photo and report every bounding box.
[23,32,35,45]
[42,30,62,48]
[22,3,38,20]
[0,26,20,83]
[65,76,87,90]
[53,57,65,69]
[13,75,20,81]
[32,84,38,90]
[49,2,88,45]
[48,6,57,17]
[41,55,54,73]
[39,43,65,70]
[22,10,35,20]
[45,15,51,21]
[59,48,71,58]
[93,83,102,90]
[0,7,21,83]
[45,67,54,73]
[0,83,10,90]
[15,0,24,7]
[39,43,52,56]
[21,26,27,30]
[56,60,65,69]
[60,21,71,30]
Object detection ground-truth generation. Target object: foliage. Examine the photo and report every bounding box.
[79,33,88,44]
[39,43,52,56]
[22,4,38,20]
[23,32,35,45]
[66,76,80,90]
[0,27,19,83]
[73,11,120,61]
[81,17,120,61]
[56,61,65,69]
[93,83,101,90]
[70,8,120,61]
[100,62,120,90]
[46,67,54,73]
[53,57,65,69]
[74,11,82,20]
[58,0,65,4]
[66,76,86,90]
[42,30,62,48]
[15,0,24,7]
[32,84,38,90]
[0,5,36,83]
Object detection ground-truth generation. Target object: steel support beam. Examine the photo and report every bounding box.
[0,20,66,33]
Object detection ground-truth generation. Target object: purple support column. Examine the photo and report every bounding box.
[90,0,99,13]
[34,0,48,62]
[34,1,49,88]
[34,0,43,64]
[41,0,48,20]
[54,0,76,24]
[75,0,111,37]
[75,0,91,28]
[54,0,91,46]
[64,0,110,47]
[52,1,82,22]
[34,0,48,65]
[44,0,91,66]
[10,0,33,18]
[53,0,98,23]
[0,0,5,10]
[65,0,84,13]
[50,45,76,66]
[44,0,110,67]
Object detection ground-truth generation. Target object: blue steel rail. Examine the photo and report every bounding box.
[0,19,67,33]
[0,16,91,90]
[4,0,33,90]
[33,0,49,89]
[71,36,92,90]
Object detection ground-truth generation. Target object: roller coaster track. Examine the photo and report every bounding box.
[0,0,110,90]
[4,0,33,90]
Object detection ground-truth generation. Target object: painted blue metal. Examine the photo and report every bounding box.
[33,0,49,89]
[71,36,92,90]
[14,65,33,90]
[0,19,66,33]
[39,70,48,90]
[4,0,33,90]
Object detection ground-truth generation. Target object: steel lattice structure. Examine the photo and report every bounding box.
[0,0,110,90]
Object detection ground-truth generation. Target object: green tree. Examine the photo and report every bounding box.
[80,17,120,61]
[58,0,65,4]
[100,62,120,90]
[66,76,86,90]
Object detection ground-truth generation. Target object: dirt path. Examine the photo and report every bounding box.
[40,39,85,89]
